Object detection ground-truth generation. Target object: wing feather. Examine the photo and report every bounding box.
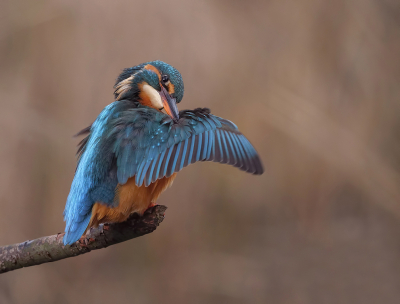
[230,133,246,169]
[195,133,202,162]
[206,130,213,159]
[153,149,167,183]
[166,143,180,177]
[178,138,189,172]
[161,143,175,177]
[184,136,194,167]
[214,129,223,162]
[224,132,237,165]
[202,131,209,160]
[219,130,230,164]
[112,108,263,187]
[145,153,160,187]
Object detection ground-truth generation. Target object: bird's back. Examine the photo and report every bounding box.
[63,102,122,244]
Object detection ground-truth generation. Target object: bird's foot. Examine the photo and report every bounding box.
[144,203,158,215]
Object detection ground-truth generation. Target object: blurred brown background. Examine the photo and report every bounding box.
[1,0,400,303]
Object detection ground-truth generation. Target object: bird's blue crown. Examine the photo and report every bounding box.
[114,60,184,103]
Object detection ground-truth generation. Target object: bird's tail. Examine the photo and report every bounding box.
[63,212,92,245]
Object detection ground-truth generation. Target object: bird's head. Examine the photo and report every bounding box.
[114,60,184,121]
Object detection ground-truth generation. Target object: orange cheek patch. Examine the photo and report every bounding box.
[137,81,153,108]
[168,83,175,95]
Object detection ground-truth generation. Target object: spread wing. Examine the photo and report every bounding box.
[109,108,263,187]
[63,106,263,245]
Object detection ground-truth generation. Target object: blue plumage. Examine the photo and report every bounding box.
[63,61,263,245]
[64,103,118,245]
[108,107,263,187]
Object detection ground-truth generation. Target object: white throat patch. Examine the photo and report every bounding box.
[142,84,163,109]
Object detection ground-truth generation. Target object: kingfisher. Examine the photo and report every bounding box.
[63,60,263,245]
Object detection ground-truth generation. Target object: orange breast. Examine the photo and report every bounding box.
[88,174,177,229]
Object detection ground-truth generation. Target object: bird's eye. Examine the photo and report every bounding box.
[161,75,170,84]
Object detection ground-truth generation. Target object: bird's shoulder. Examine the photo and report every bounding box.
[109,107,238,148]
[75,104,239,158]
[74,102,159,157]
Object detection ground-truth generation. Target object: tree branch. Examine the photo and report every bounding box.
[0,205,167,274]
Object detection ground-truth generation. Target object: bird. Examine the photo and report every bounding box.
[63,60,263,245]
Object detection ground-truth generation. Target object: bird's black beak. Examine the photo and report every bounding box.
[159,86,179,122]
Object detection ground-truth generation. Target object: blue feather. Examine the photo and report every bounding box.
[63,102,122,245]
[170,142,182,176]
[154,149,166,182]
[162,145,175,177]
[239,135,256,173]
[63,213,91,245]
[179,139,188,171]
[64,76,263,246]
[225,132,238,165]
[195,133,202,162]
[145,156,158,187]
[206,131,213,159]
[215,130,223,162]
[138,160,152,186]
[202,131,209,160]
[220,131,230,164]
[230,133,245,168]
[185,136,194,167]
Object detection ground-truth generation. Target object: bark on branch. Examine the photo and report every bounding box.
[0,205,167,274]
